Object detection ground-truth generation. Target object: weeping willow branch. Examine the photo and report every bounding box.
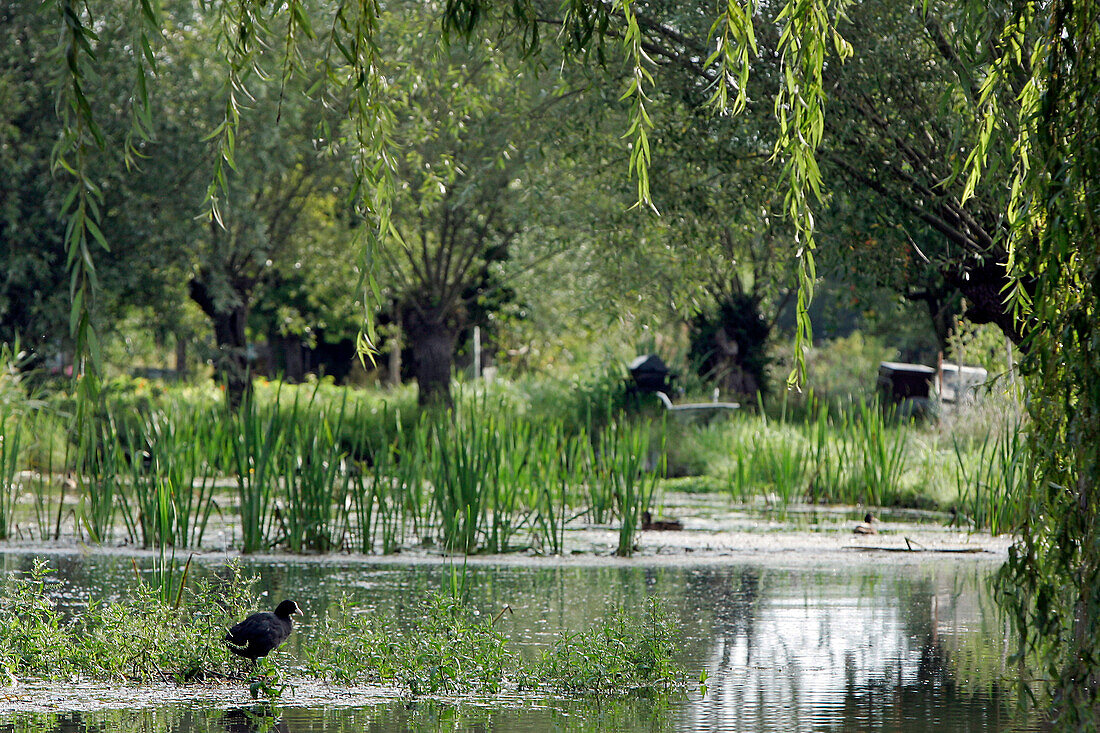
[618,0,656,212]
[329,0,400,360]
[772,0,851,387]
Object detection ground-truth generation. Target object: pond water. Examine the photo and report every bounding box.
[0,550,1040,732]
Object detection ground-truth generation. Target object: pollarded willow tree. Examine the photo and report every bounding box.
[44,0,1100,720]
[369,2,581,406]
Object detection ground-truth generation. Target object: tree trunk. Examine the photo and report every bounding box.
[189,278,252,410]
[689,293,772,399]
[388,326,403,388]
[405,309,458,407]
[275,335,305,383]
[174,335,188,376]
[943,259,1029,349]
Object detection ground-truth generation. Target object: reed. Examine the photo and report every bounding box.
[0,408,22,539]
[79,413,125,544]
[428,405,500,553]
[806,399,850,504]
[280,401,352,553]
[954,421,1028,534]
[603,419,660,557]
[853,398,909,506]
[531,425,585,554]
[232,396,285,553]
[394,417,432,544]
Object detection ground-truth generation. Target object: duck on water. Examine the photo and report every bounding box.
[224,600,303,664]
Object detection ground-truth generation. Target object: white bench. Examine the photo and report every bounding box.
[656,391,740,416]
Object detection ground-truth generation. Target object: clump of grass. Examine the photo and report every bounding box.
[954,420,1029,535]
[1,558,690,700]
[303,592,512,694]
[601,420,660,557]
[0,407,24,540]
[232,398,285,553]
[305,593,688,697]
[852,398,909,506]
[522,597,686,696]
[0,558,256,684]
[279,401,352,553]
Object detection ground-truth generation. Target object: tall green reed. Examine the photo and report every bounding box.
[112,405,221,548]
[427,404,501,553]
[280,400,352,553]
[853,398,908,506]
[602,419,660,557]
[531,424,586,554]
[78,413,125,543]
[0,407,22,539]
[232,397,285,553]
[954,421,1028,534]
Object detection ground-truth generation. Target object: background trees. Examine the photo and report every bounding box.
[368,5,589,405]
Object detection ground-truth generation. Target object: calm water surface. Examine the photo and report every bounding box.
[0,551,1038,732]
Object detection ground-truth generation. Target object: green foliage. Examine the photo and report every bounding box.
[0,560,74,678]
[600,419,660,557]
[985,0,1100,719]
[304,593,511,694]
[1,371,1029,551]
[523,597,686,696]
[0,558,257,684]
[689,293,773,399]
[306,592,687,697]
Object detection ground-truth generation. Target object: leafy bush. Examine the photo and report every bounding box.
[303,593,511,694]
[523,597,686,696]
[0,558,256,683]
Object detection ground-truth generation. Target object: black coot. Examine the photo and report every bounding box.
[224,600,303,662]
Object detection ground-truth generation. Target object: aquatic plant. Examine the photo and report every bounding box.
[0,559,74,678]
[0,557,690,701]
[531,425,586,555]
[604,420,661,557]
[279,402,352,553]
[75,559,255,683]
[232,398,285,553]
[306,592,512,694]
[0,557,258,684]
[522,597,686,696]
[853,398,910,506]
[0,407,23,540]
[954,421,1029,535]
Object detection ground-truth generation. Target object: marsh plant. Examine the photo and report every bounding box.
[0,558,255,683]
[954,421,1029,535]
[0,374,1028,552]
[0,407,23,540]
[524,597,686,695]
[303,591,687,697]
[303,592,512,694]
[0,559,689,699]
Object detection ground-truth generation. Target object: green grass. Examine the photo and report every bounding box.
[0,373,1029,553]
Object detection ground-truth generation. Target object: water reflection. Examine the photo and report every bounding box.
[0,552,1038,732]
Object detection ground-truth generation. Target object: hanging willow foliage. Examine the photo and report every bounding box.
[970,0,1100,723]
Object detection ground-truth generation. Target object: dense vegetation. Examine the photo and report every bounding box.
[3,0,1099,723]
[0,352,1024,558]
[0,558,686,697]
